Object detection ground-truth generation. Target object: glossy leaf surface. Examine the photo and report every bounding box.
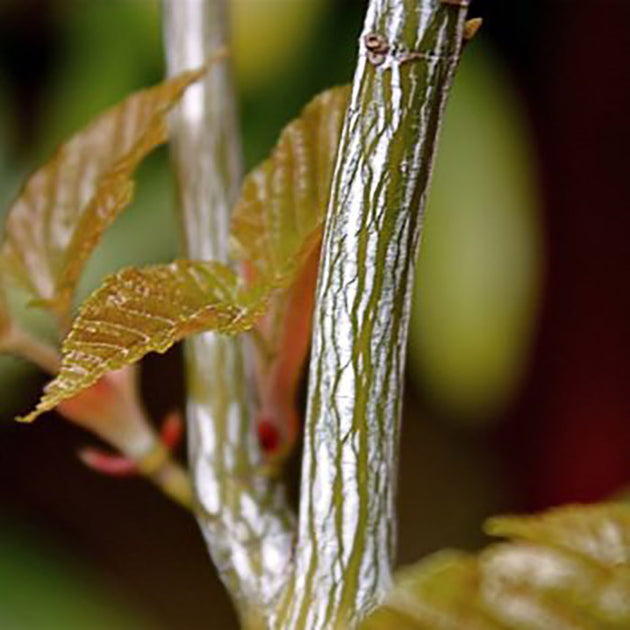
[2,67,204,322]
[233,86,349,460]
[21,85,350,427]
[251,243,321,462]
[230,85,349,286]
[361,502,630,629]
[21,261,264,422]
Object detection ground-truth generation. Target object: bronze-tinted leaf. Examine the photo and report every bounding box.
[251,241,321,464]
[485,502,630,568]
[230,85,349,287]
[2,67,204,322]
[20,84,349,424]
[231,86,349,462]
[360,502,630,629]
[363,551,501,630]
[20,261,266,422]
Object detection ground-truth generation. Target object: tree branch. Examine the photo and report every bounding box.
[162,1,294,622]
[280,0,469,626]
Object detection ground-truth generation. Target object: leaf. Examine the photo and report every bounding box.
[232,85,349,461]
[484,503,630,567]
[360,502,630,629]
[230,84,350,286]
[252,242,321,462]
[1,66,205,323]
[22,85,349,424]
[20,261,266,423]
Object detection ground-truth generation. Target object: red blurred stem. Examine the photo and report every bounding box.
[78,411,184,477]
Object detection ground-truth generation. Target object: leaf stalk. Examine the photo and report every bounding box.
[162,0,295,621]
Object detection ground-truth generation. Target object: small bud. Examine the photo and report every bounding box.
[258,418,281,454]
[463,18,483,43]
[159,411,184,450]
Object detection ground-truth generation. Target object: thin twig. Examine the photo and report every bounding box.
[162,0,295,622]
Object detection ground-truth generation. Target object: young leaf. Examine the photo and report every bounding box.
[232,85,349,461]
[21,85,349,426]
[360,502,630,629]
[252,242,321,462]
[230,85,349,286]
[20,261,266,423]
[1,67,204,323]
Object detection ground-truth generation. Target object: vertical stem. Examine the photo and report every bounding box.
[162,0,294,622]
[162,0,239,262]
[283,0,468,626]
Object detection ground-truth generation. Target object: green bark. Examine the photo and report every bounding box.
[278,1,469,627]
[162,1,294,623]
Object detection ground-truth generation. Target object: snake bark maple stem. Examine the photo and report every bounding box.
[162,0,294,622]
[280,0,469,626]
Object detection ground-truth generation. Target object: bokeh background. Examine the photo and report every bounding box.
[0,0,628,627]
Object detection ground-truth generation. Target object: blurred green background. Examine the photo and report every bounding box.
[1,0,629,628]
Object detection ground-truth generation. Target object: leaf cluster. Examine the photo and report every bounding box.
[362,502,630,629]
[0,64,349,424]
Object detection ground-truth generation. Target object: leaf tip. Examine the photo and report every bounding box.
[15,410,40,424]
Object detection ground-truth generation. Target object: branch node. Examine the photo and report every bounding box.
[363,33,460,68]
[364,32,389,66]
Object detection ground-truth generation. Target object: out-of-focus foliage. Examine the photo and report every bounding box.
[0,521,157,630]
[230,0,327,93]
[0,80,46,409]
[361,502,630,629]
[21,86,348,424]
[2,67,204,325]
[40,0,163,155]
[409,45,541,422]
